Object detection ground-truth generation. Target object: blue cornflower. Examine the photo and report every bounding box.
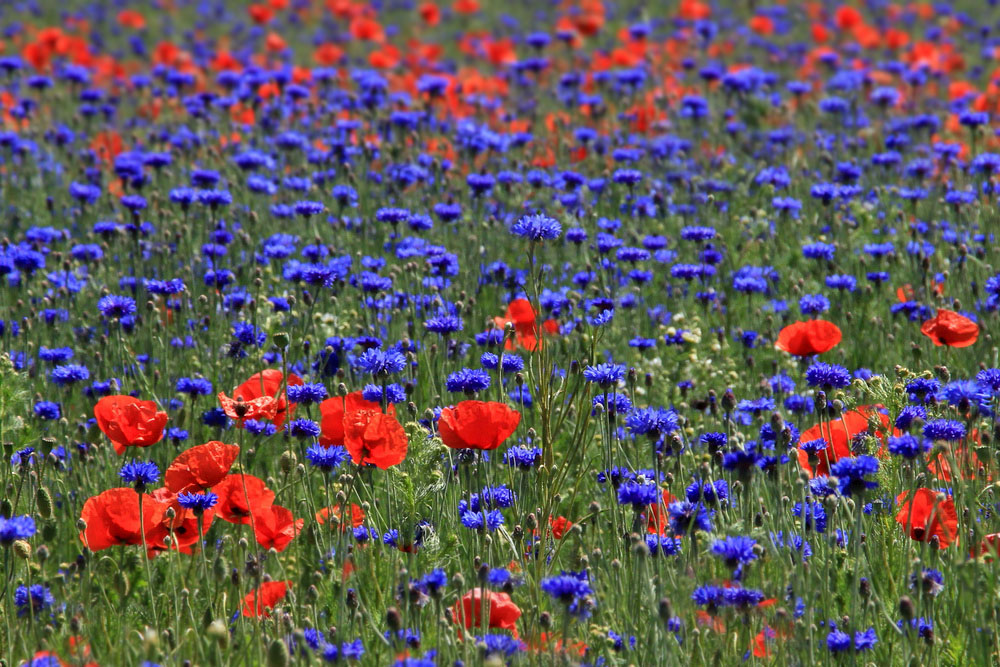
[583,363,625,388]
[286,383,328,406]
[510,213,562,241]
[445,368,491,395]
[305,445,350,472]
[356,348,407,378]
[799,293,830,316]
[0,515,36,545]
[923,419,965,441]
[617,481,659,508]
[625,407,679,437]
[97,294,137,319]
[894,405,926,431]
[174,377,212,396]
[540,571,593,605]
[424,314,463,336]
[686,480,728,505]
[14,584,54,617]
[668,501,713,535]
[176,492,218,513]
[710,536,758,569]
[119,460,160,490]
[792,501,827,533]
[805,362,851,389]
[49,364,90,385]
[287,419,321,440]
[977,368,1000,393]
[829,456,879,497]
[887,434,930,460]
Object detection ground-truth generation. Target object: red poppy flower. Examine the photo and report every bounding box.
[79,488,167,552]
[146,487,215,556]
[318,392,394,447]
[748,15,774,36]
[646,489,677,535]
[549,516,572,539]
[920,309,979,348]
[438,400,520,451]
[230,370,302,427]
[977,533,1000,560]
[775,320,842,357]
[895,488,959,549]
[451,588,521,635]
[217,392,278,425]
[313,43,344,66]
[493,298,559,351]
[349,17,385,42]
[797,406,894,478]
[213,474,276,525]
[253,505,303,552]
[343,409,409,469]
[316,503,366,530]
[117,10,146,29]
[165,441,240,493]
[94,395,168,455]
[928,431,987,481]
[248,4,273,23]
[242,581,292,618]
[835,5,863,30]
[418,2,440,25]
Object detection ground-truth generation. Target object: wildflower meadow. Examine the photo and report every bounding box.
[2,0,1000,665]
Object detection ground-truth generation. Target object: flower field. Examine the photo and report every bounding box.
[2,0,1000,665]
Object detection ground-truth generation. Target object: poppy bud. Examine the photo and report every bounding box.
[13,540,31,559]
[36,486,53,520]
[280,451,296,474]
[899,595,914,620]
[386,606,402,632]
[658,598,674,622]
[266,638,289,667]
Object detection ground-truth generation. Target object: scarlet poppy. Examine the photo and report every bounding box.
[834,5,863,30]
[316,503,366,530]
[438,400,520,450]
[253,505,303,552]
[775,320,842,357]
[79,488,167,552]
[748,15,774,36]
[493,298,559,351]
[349,16,385,42]
[549,516,572,539]
[343,409,409,469]
[94,395,168,455]
[318,391,394,447]
[242,581,292,618]
[213,474,276,525]
[920,309,979,348]
[895,488,959,549]
[451,588,521,635]
[117,10,146,29]
[418,2,440,25]
[248,4,273,23]
[217,392,278,425]
[646,489,677,535]
[146,487,215,556]
[228,370,303,427]
[313,43,344,66]
[797,406,893,478]
[165,441,239,493]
